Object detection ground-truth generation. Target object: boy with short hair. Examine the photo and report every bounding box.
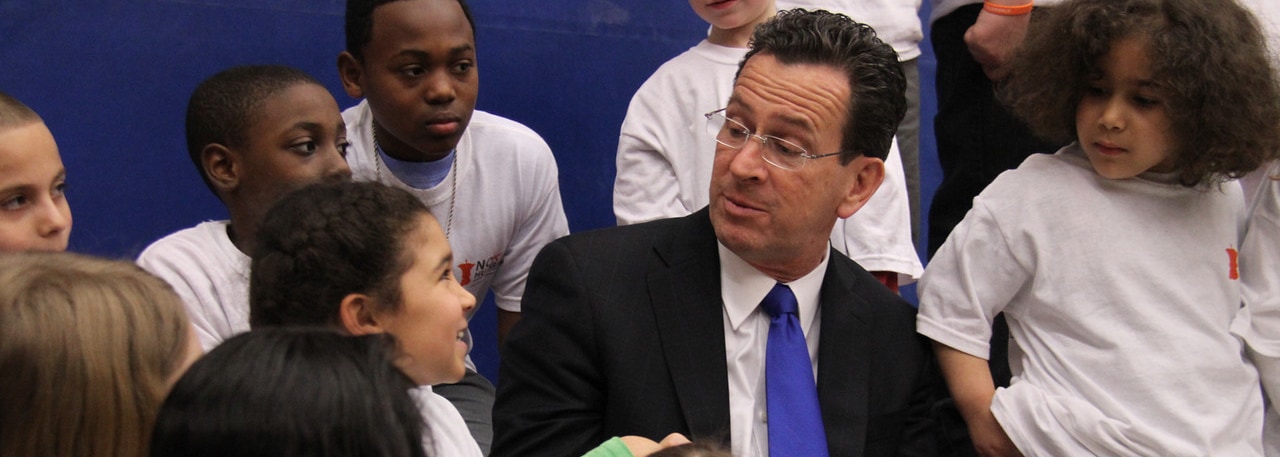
[613,2,922,290]
[0,92,72,252]
[336,0,570,452]
[137,65,352,350]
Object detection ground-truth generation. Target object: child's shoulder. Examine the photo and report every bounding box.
[985,144,1094,195]
[464,110,549,148]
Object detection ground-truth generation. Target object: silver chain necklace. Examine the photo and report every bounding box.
[371,124,457,238]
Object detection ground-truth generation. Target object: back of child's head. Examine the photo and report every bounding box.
[1002,0,1280,186]
[344,0,476,61]
[0,91,42,131]
[184,65,326,196]
[249,180,432,328]
[151,328,428,457]
[0,251,196,457]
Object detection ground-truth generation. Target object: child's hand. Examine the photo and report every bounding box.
[964,8,1032,81]
[620,433,691,457]
[933,342,1024,457]
[968,410,1023,457]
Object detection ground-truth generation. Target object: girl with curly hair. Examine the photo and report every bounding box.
[915,0,1280,455]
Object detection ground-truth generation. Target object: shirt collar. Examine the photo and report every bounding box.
[719,242,828,333]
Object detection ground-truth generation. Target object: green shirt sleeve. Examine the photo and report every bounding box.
[580,437,635,457]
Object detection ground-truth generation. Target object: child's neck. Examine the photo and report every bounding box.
[707,10,776,48]
[707,26,754,48]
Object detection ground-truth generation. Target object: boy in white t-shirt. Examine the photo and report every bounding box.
[613,0,921,290]
[137,65,351,350]
[336,1,570,450]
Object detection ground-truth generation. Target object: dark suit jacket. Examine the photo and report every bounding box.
[492,209,940,457]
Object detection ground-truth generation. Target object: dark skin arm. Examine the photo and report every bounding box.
[497,309,520,348]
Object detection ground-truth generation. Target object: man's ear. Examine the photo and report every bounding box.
[836,156,886,219]
[338,293,385,336]
[203,143,239,195]
[337,51,366,99]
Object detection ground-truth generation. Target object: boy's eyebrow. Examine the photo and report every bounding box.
[395,44,476,61]
[290,121,325,132]
[437,253,454,271]
[0,184,29,194]
[0,168,65,193]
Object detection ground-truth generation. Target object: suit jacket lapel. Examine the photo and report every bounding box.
[816,254,873,457]
[647,209,732,439]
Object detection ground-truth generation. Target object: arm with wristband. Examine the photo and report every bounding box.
[964,0,1034,80]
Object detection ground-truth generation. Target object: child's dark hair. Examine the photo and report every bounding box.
[184,65,324,197]
[1002,0,1280,186]
[150,328,429,457]
[739,9,906,162]
[0,91,42,130]
[345,0,476,61]
[249,181,432,328]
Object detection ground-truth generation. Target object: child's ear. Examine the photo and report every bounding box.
[835,156,885,219]
[337,51,366,99]
[202,143,239,194]
[339,293,385,335]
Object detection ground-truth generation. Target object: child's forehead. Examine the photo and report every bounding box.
[367,0,475,50]
[0,122,62,176]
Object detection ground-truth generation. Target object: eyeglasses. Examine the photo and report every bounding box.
[704,109,844,171]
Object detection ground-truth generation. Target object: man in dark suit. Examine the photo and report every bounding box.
[493,10,939,457]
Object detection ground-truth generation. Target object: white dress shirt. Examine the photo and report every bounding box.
[720,242,828,457]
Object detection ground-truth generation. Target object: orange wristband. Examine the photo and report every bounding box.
[983,0,1033,16]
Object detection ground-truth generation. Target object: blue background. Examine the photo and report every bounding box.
[0,0,941,381]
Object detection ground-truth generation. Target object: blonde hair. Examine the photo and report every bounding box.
[0,252,192,457]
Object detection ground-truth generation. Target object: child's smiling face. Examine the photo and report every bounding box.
[0,122,71,252]
[373,213,475,386]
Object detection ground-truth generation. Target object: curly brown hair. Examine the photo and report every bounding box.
[249,181,432,329]
[1001,0,1280,186]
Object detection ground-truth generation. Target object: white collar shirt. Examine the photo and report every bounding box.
[719,242,827,457]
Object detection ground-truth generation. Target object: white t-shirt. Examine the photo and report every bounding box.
[412,385,484,457]
[344,102,570,361]
[1234,161,1280,455]
[613,40,922,280]
[776,0,923,61]
[137,220,249,351]
[918,144,1263,456]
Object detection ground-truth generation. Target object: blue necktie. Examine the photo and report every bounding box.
[762,283,829,457]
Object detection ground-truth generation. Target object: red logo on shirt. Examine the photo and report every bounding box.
[1227,247,1239,280]
[457,253,504,286]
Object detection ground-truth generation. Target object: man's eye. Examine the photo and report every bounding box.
[726,126,750,139]
[771,140,804,157]
[451,62,474,74]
